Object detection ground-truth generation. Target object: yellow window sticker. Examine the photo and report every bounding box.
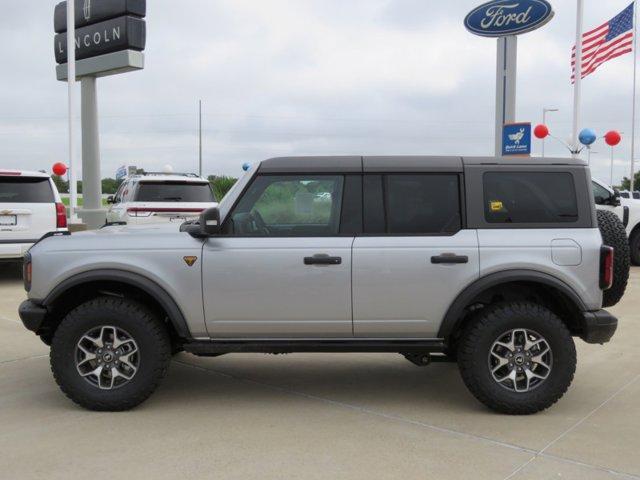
[490,201,504,212]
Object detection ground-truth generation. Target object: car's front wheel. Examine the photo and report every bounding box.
[50,297,171,411]
[457,302,576,415]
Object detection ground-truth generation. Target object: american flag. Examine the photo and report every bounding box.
[572,2,635,82]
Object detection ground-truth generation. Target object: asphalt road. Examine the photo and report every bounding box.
[1,265,639,479]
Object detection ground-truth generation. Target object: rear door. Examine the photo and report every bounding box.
[352,168,480,338]
[0,175,56,242]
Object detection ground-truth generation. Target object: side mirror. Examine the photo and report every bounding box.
[200,207,221,235]
[594,195,605,205]
[612,189,622,207]
[106,195,115,204]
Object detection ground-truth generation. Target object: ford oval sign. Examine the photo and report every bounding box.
[464,0,554,37]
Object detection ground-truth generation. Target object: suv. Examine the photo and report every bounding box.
[0,170,67,262]
[593,177,640,265]
[19,156,618,414]
[106,172,217,225]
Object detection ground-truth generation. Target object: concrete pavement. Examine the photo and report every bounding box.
[1,266,639,479]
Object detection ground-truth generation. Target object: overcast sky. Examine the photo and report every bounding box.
[0,0,637,184]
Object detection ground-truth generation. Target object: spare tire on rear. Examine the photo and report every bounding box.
[597,209,630,307]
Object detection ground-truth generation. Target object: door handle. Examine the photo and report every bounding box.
[304,254,342,265]
[431,254,469,264]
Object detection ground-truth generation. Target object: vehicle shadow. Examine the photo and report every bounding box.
[152,353,482,414]
[0,262,23,285]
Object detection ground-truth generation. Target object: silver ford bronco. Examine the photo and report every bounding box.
[19,156,619,414]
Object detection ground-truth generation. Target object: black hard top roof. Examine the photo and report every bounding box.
[258,156,587,173]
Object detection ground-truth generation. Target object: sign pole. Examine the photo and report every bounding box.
[79,76,104,229]
[495,36,517,156]
[572,0,584,158]
[67,0,78,221]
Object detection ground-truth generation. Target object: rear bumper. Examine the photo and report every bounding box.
[18,300,48,333]
[580,309,618,344]
[0,241,36,259]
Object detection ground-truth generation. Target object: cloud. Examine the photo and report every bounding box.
[0,0,636,185]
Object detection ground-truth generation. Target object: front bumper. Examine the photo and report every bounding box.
[18,300,48,333]
[580,309,618,344]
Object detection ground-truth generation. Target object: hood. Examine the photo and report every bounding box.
[31,222,203,254]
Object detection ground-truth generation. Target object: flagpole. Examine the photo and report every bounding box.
[572,0,584,159]
[631,0,638,192]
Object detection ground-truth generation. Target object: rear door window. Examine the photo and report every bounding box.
[134,181,215,202]
[0,177,54,203]
[484,172,578,224]
[363,174,462,235]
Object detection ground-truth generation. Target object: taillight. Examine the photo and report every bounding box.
[600,246,614,290]
[56,202,67,228]
[23,252,32,292]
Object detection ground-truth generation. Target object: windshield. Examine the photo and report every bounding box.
[134,181,216,202]
[0,176,54,203]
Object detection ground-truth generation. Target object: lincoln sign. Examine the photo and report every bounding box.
[464,0,554,37]
[54,0,146,64]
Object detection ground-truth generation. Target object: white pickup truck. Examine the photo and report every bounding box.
[592,178,640,265]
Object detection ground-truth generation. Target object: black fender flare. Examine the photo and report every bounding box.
[42,269,191,339]
[437,270,587,339]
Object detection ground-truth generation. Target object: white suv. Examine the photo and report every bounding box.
[106,172,217,225]
[0,169,67,261]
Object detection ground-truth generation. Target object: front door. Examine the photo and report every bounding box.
[202,174,358,338]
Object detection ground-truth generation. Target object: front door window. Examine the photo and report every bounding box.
[229,175,344,236]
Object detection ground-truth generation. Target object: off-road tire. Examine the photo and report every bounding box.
[457,302,576,415]
[597,209,630,307]
[50,296,171,411]
[630,229,640,266]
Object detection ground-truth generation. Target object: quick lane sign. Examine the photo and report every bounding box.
[54,0,145,33]
[55,16,145,64]
[502,123,532,156]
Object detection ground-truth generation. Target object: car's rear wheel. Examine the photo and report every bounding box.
[457,302,576,415]
[51,296,171,411]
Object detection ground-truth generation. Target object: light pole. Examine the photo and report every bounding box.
[542,107,559,157]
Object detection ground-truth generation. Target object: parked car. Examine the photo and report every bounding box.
[0,169,67,262]
[20,156,618,414]
[592,177,640,266]
[106,172,217,225]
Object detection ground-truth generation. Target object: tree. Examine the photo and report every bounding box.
[51,175,69,194]
[208,175,237,200]
[620,172,640,191]
[102,178,123,194]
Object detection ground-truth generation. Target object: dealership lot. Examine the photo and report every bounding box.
[0,266,638,479]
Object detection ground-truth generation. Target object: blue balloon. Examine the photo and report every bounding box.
[242,163,251,171]
[579,128,597,146]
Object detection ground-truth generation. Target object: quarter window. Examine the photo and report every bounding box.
[229,175,344,236]
[484,172,578,224]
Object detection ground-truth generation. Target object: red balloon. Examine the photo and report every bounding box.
[52,162,67,176]
[604,130,622,147]
[534,124,550,139]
